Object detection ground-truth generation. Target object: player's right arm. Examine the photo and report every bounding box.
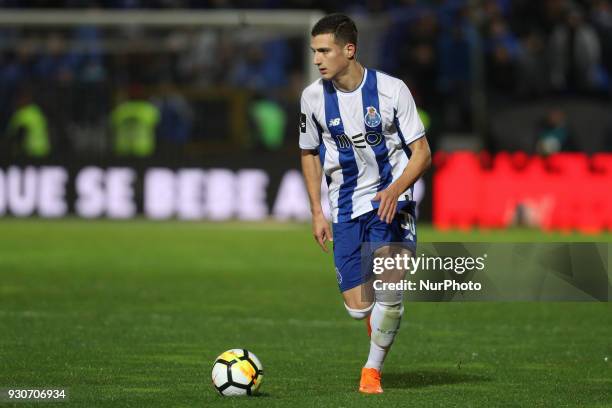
[299,91,332,252]
[301,149,332,252]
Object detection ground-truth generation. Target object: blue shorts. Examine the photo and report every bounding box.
[332,201,417,292]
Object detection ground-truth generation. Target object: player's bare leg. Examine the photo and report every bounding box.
[341,281,381,394]
[340,245,410,394]
[360,244,411,394]
[344,281,385,394]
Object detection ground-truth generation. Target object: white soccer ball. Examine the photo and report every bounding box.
[211,349,264,396]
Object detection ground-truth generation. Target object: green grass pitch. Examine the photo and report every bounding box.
[0,219,611,407]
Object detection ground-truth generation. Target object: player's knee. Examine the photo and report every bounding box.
[344,302,374,320]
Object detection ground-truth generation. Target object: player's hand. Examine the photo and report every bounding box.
[312,213,333,252]
[373,184,400,224]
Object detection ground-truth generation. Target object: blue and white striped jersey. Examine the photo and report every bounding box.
[299,68,426,223]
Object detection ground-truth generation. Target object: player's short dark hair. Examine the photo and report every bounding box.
[311,13,358,47]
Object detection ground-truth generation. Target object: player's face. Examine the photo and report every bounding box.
[310,34,352,81]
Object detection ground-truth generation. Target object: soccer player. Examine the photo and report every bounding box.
[299,13,431,393]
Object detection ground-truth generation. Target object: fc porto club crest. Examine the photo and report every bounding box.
[364,106,382,128]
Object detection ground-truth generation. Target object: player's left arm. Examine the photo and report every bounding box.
[374,137,431,223]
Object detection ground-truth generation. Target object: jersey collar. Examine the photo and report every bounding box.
[332,68,368,95]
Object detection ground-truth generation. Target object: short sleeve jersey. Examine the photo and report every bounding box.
[299,69,425,223]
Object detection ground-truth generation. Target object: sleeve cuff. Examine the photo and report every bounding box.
[299,144,320,150]
[403,131,426,146]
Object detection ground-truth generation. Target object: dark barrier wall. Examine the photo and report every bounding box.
[4,151,612,232]
[0,153,432,222]
[0,153,310,221]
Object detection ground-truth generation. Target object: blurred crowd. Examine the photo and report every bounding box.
[375,0,612,136]
[1,0,611,160]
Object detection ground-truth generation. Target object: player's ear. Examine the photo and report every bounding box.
[345,43,356,60]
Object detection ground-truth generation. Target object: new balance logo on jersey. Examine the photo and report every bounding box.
[329,117,341,127]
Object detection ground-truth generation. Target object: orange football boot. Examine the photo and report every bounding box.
[365,315,372,337]
[359,367,383,394]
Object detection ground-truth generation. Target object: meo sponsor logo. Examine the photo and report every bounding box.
[334,133,352,149]
[333,132,384,150]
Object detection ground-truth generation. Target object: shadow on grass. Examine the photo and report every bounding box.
[383,369,491,389]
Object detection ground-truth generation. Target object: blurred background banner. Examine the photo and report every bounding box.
[0,3,611,231]
[434,151,612,232]
[0,163,331,220]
